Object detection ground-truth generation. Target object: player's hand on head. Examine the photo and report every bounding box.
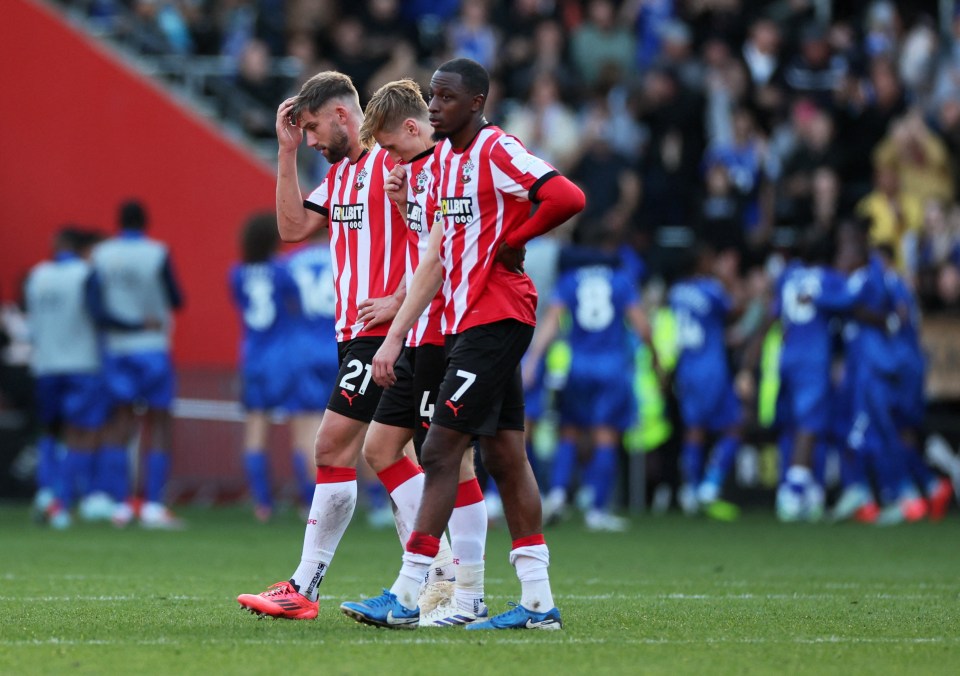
[371,335,403,388]
[276,97,303,152]
[384,166,408,205]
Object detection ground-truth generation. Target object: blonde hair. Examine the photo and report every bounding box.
[360,79,429,148]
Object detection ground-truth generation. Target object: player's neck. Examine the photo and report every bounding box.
[449,117,490,151]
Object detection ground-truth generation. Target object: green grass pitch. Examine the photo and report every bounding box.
[1,505,958,675]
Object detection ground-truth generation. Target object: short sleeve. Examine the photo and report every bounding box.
[489,136,557,202]
[304,165,336,216]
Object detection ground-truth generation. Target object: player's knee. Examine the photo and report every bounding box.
[419,438,459,477]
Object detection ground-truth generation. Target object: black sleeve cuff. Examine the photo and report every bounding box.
[529,170,559,202]
[304,200,329,216]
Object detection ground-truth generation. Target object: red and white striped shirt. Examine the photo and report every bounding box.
[404,148,444,347]
[431,126,557,334]
[304,145,406,342]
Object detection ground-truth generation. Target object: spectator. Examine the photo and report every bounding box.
[233,38,292,138]
[636,66,707,233]
[570,0,637,89]
[775,102,839,228]
[782,22,848,110]
[873,111,955,206]
[834,57,908,204]
[856,166,924,271]
[502,74,580,173]
[505,18,578,104]
[447,1,499,71]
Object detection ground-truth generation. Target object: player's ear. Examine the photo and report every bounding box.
[472,94,485,112]
[405,119,417,136]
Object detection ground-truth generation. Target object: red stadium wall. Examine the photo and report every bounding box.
[0,0,276,367]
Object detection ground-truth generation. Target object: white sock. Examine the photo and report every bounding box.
[510,543,554,612]
[426,535,455,583]
[454,562,486,614]
[290,468,357,601]
[449,481,487,565]
[390,551,431,610]
[387,470,424,548]
[786,465,813,486]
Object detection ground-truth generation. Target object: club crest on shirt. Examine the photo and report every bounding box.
[354,167,368,191]
[412,168,429,194]
[459,159,474,184]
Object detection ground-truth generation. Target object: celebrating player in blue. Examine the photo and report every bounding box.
[668,243,742,518]
[526,228,657,531]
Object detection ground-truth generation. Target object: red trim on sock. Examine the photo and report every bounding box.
[512,534,546,549]
[454,478,484,507]
[315,466,358,484]
[406,531,441,557]
[376,456,423,494]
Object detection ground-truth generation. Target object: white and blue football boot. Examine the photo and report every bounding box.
[465,602,562,630]
[340,590,419,629]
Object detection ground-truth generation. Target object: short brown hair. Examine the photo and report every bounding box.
[359,79,429,148]
[290,71,360,123]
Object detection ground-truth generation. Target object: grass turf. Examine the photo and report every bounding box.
[1,505,958,675]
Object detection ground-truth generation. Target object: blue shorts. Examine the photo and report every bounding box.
[241,343,299,412]
[676,367,741,432]
[776,361,831,435]
[557,365,636,431]
[35,373,111,429]
[292,350,339,412]
[104,351,175,409]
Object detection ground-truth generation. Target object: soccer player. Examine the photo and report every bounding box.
[875,244,952,519]
[528,229,657,532]
[92,200,184,529]
[24,227,111,529]
[229,213,304,522]
[340,58,585,631]
[668,243,743,517]
[357,78,489,626]
[741,236,841,522]
[236,71,410,620]
[818,224,921,525]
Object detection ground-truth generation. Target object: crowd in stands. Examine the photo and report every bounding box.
[60,0,960,313]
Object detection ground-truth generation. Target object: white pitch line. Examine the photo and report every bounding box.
[1,636,955,648]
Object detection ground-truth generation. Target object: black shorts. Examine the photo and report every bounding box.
[430,319,533,438]
[326,337,386,423]
[373,343,446,453]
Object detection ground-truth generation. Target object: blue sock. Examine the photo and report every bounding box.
[291,451,315,507]
[812,441,828,486]
[584,444,618,511]
[681,440,705,487]
[97,445,129,502]
[703,436,739,487]
[549,438,577,493]
[59,450,96,509]
[36,434,59,492]
[902,442,936,495]
[840,448,867,489]
[243,451,272,508]
[868,445,909,505]
[777,431,793,483]
[145,450,170,504]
